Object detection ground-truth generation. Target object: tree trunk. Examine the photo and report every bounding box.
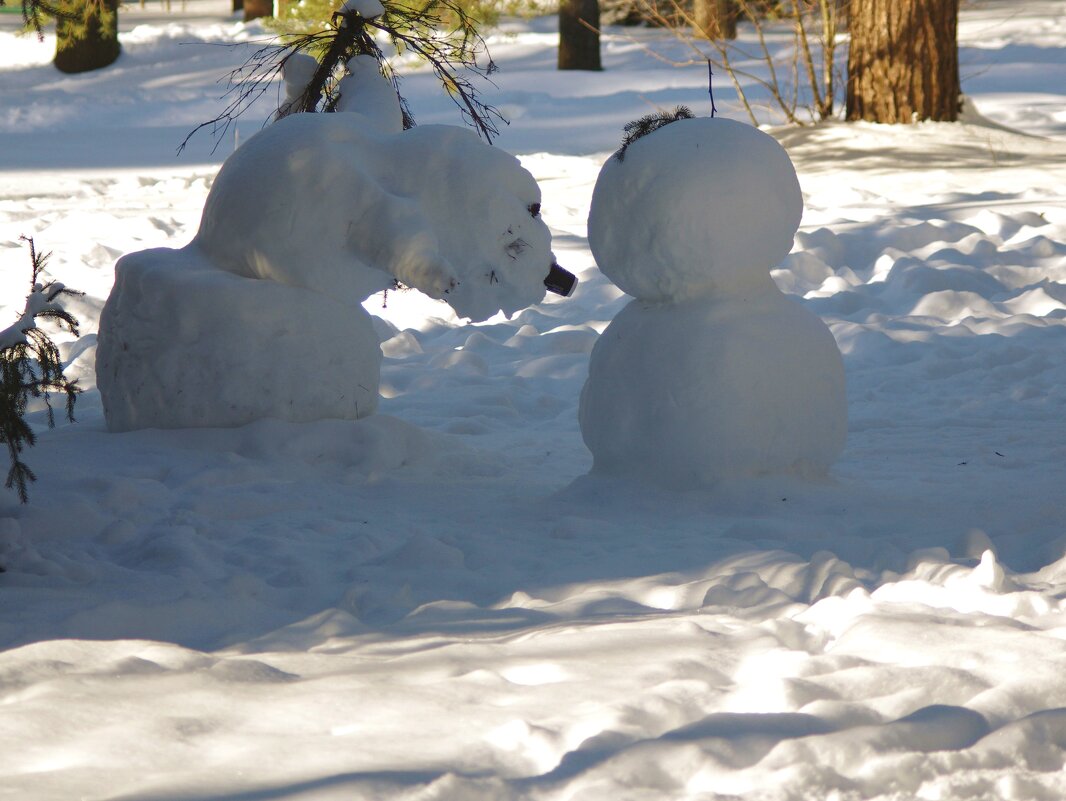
[231,0,243,12]
[694,0,737,40]
[242,0,271,21]
[54,0,120,74]
[559,0,602,71]
[846,0,959,123]
[834,0,849,31]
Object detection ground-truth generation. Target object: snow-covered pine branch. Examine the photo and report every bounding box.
[0,280,75,351]
[1,237,82,503]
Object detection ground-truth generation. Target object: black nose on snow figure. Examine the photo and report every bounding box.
[545,262,577,297]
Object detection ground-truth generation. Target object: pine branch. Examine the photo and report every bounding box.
[616,105,695,162]
[0,238,82,504]
[0,0,78,40]
[374,1,503,142]
[179,0,504,154]
[177,36,332,154]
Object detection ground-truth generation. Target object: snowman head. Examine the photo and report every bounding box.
[587,116,803,303]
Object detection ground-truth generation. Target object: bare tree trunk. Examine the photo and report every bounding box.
[694,0,736,39]
[231,0,243,12]
[559,0,602,70]
[846,0,959,123]
[54,0,120,74]
[833,0,849,31]
[242,0,271,21]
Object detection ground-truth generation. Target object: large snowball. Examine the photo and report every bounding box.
[97,246,381,432]
[588,117,803,303]
[578,291,847,486]
[195,113,554,323]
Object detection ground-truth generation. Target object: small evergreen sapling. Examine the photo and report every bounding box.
[0,238,81,503]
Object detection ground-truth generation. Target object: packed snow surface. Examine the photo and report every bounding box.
[3,1,1066,799]
[194,111,553,320]
[340,0,385,20]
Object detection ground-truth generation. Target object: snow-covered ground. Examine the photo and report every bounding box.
[2,1,1066,798]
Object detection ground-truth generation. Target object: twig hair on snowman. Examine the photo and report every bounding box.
[578,109,847,488]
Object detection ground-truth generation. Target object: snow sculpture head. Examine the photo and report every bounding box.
[588,116,803,303]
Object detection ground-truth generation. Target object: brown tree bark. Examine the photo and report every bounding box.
[835,0,850,31]
[54,0,120,74]
[846,0,960,123]
[559,0,602,71]
[694,0,736,40]
[242,0,271,21]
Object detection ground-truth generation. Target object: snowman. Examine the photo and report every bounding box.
[578,113,846,487]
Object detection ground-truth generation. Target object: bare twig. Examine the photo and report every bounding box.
[628,0,843,126]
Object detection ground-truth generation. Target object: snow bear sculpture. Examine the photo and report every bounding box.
[578,116,847,487]
[97,64,564,432]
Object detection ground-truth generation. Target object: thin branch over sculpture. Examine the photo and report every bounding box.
[179,0,505,154]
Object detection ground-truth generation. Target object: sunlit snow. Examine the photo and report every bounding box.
[2,1,1066,799]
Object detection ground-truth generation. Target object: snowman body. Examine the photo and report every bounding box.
[578,117,846,486]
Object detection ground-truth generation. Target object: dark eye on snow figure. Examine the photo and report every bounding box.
[545,261,577,297]
[528,203,541,218]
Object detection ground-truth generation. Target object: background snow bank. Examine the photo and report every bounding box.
[2,1,1066,798]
